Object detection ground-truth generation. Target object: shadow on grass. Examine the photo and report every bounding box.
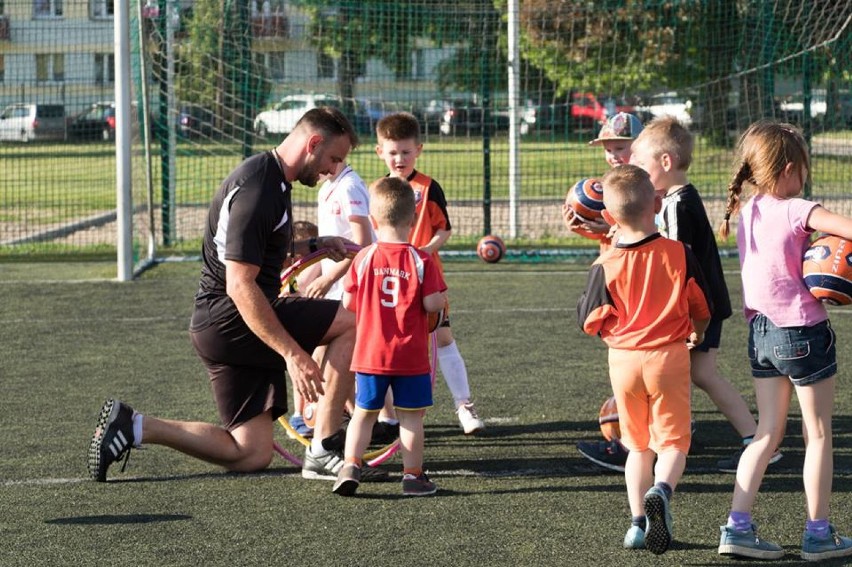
[46,513,192,525]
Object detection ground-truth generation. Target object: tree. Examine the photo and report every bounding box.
[174,0,270,137]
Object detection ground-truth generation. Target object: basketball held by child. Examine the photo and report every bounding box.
[566,178,605,239]
[428,304,447,332]
[477,234,506,263]
[803,234,852,306]
[598,396,621,441]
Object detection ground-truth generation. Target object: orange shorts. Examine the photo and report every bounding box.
[608,342,691,454]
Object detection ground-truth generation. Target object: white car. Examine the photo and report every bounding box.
[635,91,698,128]
[0,102,66,142]
[253,94,342,137]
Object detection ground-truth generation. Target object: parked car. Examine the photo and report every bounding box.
[418,99,454,133]
[438,100,504,136]
[68,102,116,141]
[634,91,700,128]
[523,92,609,133]
[778,90,852,128]
[253,93,343,137]
[352,98,399,135]
[178,104,214,139]
[0,102,66,142]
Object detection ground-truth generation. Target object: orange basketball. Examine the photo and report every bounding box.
[598,396,621,441]
[428,304,447,332]
[301,401,318,429]
[477,235,506,263]
[565,178,605,240]
[803,234,852,306]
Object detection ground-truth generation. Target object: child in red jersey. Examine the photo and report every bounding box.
[578,164,711,554]
[333,176,447,497]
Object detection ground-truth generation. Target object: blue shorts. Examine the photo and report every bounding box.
[355,372,433,411]
[748,313,836,386]
[693,316,723,352]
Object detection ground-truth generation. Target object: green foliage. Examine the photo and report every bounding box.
[174,0,270,134]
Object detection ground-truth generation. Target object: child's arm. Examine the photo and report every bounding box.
[807,206,852,240]
[342,290,355,312]
[302,217,372,298]
[561,202,611,236]
[423,290,447,313]
[576,263,616,336]
[687,316,710,349]
[420,228,451,256]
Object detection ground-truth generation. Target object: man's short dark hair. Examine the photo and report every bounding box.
[296,106,359,148]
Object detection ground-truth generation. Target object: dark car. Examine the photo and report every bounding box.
[178,104,214,139]
[68,102,116,141]
[438,100,530,136]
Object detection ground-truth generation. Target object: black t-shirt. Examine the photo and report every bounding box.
[193,151,292,328]
[659,184,732,320]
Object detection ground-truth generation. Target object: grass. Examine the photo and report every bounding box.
[1,259,852,566]
[2,130,850,218]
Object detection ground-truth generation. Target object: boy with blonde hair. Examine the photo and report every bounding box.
[578,164,711,554]
[374,112,485,434]
[630,116,779,472]
[334,176,447,496]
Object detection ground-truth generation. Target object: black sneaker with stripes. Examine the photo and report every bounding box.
[88,399,135,482]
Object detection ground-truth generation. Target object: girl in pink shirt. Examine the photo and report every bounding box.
[715,121,852,562]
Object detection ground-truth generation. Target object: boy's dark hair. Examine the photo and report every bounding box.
[370,177,416,227]
[375,112,421,143]
[294,106,359,149]
[292,220,318,240]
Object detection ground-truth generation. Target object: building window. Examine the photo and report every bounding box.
[317,53,334,79]
[33,0,63,18]
[91,0,113,19]
[95,53,114,84]
[36,53,64,82]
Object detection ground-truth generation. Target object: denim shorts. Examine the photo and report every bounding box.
[748,313,836,386]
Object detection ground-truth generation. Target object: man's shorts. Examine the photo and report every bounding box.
[190,296,339,430]
[355,372,433,411]
[748,313,836,386]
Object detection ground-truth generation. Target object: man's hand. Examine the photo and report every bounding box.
[286,350,325,403]
[317,236,351,261]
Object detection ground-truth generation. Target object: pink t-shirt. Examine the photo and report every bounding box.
[737,194,827,327]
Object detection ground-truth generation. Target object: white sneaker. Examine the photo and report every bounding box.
[457,402,485,434]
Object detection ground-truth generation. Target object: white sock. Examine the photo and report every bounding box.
[132,413,143,447]
[438,341,471,408]
[310,437,327,455]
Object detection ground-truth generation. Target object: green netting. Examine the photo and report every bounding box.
[0,1,850,265]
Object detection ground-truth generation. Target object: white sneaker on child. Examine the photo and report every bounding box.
[457,402,485,434]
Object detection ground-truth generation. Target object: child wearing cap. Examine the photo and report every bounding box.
[562,112,644,246]
[567,112,646,474]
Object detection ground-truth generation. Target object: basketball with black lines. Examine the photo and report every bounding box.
[803,235,852,306]
[477,234,506,263]
[598,396,621,441]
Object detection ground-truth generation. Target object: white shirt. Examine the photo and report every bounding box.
[316,165,374,299]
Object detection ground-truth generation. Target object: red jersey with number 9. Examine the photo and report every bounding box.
[344,241,447,375]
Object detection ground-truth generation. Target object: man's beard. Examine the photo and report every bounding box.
[297,153,323,187]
